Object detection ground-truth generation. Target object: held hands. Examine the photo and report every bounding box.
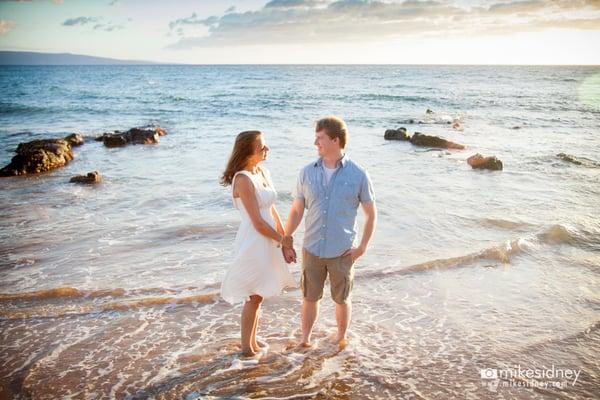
[282,246,297,264]
[280,235,297,264]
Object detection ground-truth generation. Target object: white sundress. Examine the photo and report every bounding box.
[220,167,297,304]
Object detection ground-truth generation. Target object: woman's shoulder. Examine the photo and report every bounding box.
[232,170,256,189]
[234,169,254,178]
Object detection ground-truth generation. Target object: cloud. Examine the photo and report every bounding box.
[62,16,99,26]
[93,22,124,31]
[168,12,221,31]
[61,16,123,31]
[0,19,16,34]
[265,0,324,7]
[165,0,600,49]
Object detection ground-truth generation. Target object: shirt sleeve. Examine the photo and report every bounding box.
[359,170,375,204]
[292,168,305,203]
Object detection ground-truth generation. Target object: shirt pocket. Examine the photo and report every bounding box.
[338,179,360,209]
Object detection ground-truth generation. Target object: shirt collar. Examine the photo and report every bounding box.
[314,153,349,169]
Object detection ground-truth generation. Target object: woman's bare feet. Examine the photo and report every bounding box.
[241,347,257,357]
[251,338,268,353]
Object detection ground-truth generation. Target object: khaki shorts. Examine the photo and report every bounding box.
[301,248,355,304]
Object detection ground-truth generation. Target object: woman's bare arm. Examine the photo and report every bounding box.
[236,175,290,246]
[270,205,285,236]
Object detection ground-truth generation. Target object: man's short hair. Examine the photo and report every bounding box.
[315,115,348,149]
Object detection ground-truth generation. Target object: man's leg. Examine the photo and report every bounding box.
[329,253,354,346]
[335,300,351,344]
[300,249,327,347]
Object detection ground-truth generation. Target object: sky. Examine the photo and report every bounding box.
[0,0,599,64]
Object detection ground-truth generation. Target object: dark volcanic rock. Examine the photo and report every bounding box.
[410,132,466,150]
[70,171,102,184]
[99,126,167,148]
[556,152,600,168]
[64,133,84,147]
[102,134,129,147]
[557,152,582,165]
[0,138,74,176]
[467,153,503,171]
[384,127,410,141]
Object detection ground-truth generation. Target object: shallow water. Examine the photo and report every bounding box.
[0,65,599,399]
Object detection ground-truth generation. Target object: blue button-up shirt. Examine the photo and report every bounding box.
[293,153,375,258]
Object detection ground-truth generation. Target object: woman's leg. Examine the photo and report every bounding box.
[241,295,262,356]
[250,295,264,351]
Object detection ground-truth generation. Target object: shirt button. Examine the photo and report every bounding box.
[322,224,325,227]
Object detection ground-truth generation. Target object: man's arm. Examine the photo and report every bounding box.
[284,198,305,237]
[282,198,305,263]
[342,201,377,262]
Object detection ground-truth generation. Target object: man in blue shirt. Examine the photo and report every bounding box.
[283,115,377,348]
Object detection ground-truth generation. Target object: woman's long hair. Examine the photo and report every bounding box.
[220,130,262,186]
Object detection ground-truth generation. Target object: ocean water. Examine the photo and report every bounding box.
[0,65,599,399]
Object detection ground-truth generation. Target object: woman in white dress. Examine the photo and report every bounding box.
[220,130,297,357]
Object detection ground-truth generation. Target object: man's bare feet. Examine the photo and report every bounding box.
[300,341,313,348]
[337,337,348,349]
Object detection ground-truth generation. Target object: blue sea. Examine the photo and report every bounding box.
[0,65,599,399]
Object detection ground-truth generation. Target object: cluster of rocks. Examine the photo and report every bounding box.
[384,117,502,171]
[384,127,466,150]
[0,126,167,182]
[95,127,167,148]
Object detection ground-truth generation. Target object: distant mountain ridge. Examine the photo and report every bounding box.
[0,51,158,65]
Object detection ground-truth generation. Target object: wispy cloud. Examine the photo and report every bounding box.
[62,16,99,26]
[0,19,16,35]
[61,16,123,31]
[165,0,600,49]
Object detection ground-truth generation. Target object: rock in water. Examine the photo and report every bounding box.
[64,133,84,147]
[70,171,102,184]
[467,153,503,171]
[410,132,466,150]
[556,152,582,165]
[384,127,410,141]
[556,152,600,168]
[0,138,74,176]
[99,126,167,148]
